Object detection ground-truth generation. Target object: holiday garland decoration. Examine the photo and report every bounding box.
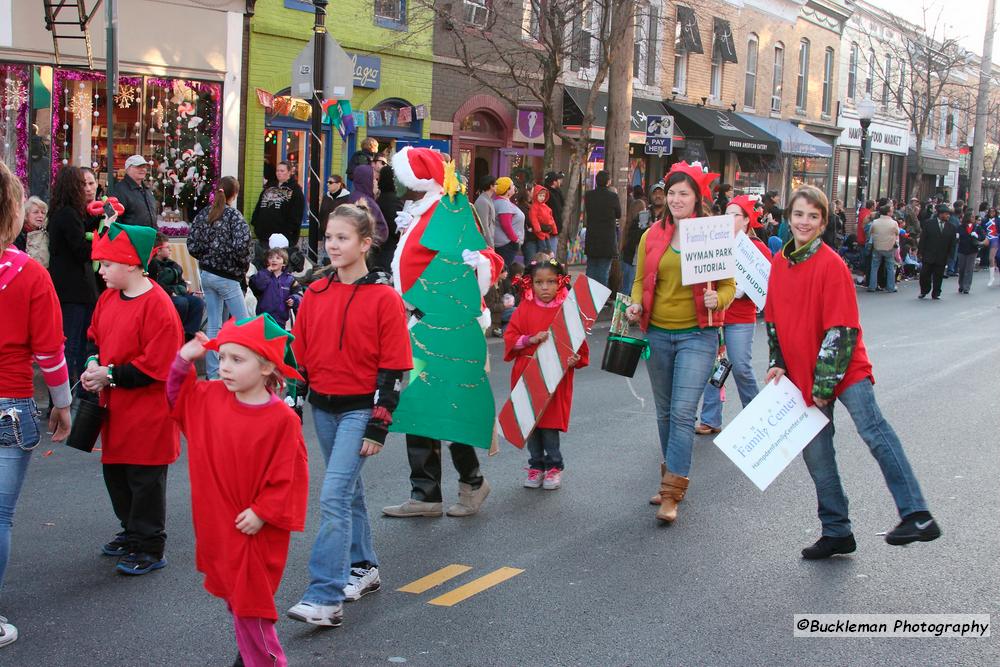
[0,63,29,188]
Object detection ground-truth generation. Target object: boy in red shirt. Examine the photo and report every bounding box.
[82,222,183,575]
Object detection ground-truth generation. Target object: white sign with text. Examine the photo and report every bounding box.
[713,376,829,491]
[679,215,735,285]
[732,231,771,311]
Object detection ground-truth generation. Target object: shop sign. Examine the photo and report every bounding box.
[837,115,909,155]
[517,109,544,139]
[644,115,674,157]
[348,53,381,89]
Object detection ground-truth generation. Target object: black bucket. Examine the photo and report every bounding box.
[601,335,649,378]
[66,396,107,453]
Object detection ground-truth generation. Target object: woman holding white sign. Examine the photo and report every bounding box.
[625,162,735,524]
[694,196,770,435]
[763,185,941,560]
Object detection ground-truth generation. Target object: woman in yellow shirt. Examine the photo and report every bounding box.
[626,162,735,523]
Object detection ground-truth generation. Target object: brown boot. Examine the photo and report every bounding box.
[655,471,689,523]
[649,463,666,505]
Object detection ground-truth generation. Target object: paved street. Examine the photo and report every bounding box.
[4,274,999,666]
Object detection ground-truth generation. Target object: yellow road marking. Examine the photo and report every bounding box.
[427,567,525,607]
[397,564,472,594]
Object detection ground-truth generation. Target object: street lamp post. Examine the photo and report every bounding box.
[855,96,877,218]
[308,0,329,263]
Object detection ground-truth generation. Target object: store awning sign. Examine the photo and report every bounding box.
[517,109,544,139]
[645,115,674,157]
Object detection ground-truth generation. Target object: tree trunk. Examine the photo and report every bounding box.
[558,138,588,264]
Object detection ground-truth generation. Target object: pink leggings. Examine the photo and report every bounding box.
[232,612,287,667]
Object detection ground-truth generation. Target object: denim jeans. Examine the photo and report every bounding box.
[620,262,636,297]
[302,407,377,606]
[585,257,613,288]
[947,242,959,275]
[869,249,896,292]
[802,379,928,538]
[200,271,249,379]
[0,398,40,592]
[526,428,562,470]
[61,303,93,389]
[496,242,520,271]
[170,293,206,338]
[645,327,718,476]
[698,323,760,429]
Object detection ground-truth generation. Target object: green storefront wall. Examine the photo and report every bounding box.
[243,0,433,227]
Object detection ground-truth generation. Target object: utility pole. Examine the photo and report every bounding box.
[970,0,996,213]
[604,0,635,291]
[105,0,117,187]
[308,0,329,262]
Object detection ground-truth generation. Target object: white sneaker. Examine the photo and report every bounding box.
[0,616,17,648]
[287,600,343,627]
[344,566,381,602]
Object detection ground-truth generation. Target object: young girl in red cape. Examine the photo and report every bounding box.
[504,258,589,490]
[168,314,308,667]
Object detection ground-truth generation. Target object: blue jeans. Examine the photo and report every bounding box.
[200,271,249,379]
[0,398,40,592]
[869,249,896,292]
[698,323,760,429]
[302,407,377,606]
[802,379,928,538]
[526,428,562,470]
[496,242,520,271]
[585,257,613,288]
[170,293,206,337]
[620,262,636,297]
[522,237,552,261]
[645,327,718,476]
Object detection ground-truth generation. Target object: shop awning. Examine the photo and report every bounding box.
[664,102,779,154]
[907,148,950,176]
[562,87,684,145]
[676,6,704,54]
[736,114,832,158]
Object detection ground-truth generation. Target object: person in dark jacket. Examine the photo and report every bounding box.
[149,232,205,340]
[47,165,99,386]
[248,247,302,328]
[583,170,621,288]
[318,174,351,230]
[544,171,565,236]
[918,204,958,300]
[375,165,403,272]
[113,155,158,228]
[346,137,379,182]
[347,163,388,245]
[622,181,664,294]
[188,176,254,378]
[956,212,983,294]
[250,161,305,251]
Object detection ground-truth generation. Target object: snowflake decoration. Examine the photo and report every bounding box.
[69,91,93,121]
[115,84,137,109]
[3,79,28,111]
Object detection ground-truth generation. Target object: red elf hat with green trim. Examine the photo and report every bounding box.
[203,314,304,382]
[90,221,158,272]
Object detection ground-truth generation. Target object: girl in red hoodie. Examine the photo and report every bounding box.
[526,184,558,258]
[504,258,588,490]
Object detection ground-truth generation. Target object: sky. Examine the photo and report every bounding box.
[867,0,1000,63]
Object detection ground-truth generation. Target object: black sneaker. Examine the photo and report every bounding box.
[918,293,927,299]
[885,512,942,546]
[116,552,167,575]
[101,533,129,557]
[801,534,857,560]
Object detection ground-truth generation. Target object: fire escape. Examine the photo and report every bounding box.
[42,0,103,68]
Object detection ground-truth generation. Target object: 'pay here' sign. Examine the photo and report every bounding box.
[679,215,735,285]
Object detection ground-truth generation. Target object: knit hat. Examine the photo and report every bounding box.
[667,161,720,199]
[392,146,446,193]
[203,314,304,382]
[268,233,289,249]
[91,221,158,272]
[495,177,513,196]
[728,194,764,229]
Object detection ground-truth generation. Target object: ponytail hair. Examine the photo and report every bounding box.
[207,176,240,223]
[0,161,25,247]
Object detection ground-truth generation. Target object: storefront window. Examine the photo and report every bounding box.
[790,155,829,195]
[1,63,31,190]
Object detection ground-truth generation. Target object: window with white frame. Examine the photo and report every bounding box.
[744,34,758,108]
[772,43,784,112]
[528,0,541,40]
[710,47,724,100]
[795,39,809,111]
[866,48,875,95]
[822,47,834,116]
[897,63,905,109]
[374,0,404,23]
[463,0,490,28]
[848,42,858,99]
[674,16,688,94]
[644,5,658,87]
[882,54,892,108]
[939,98,947,144]
[634,4,647,83]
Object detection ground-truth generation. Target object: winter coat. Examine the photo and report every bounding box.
[112,177,158,228]
[346,164,388,243]
[149,257,189,296]
[318,189,351,229]
[188,205,255,282]
[528,185,557,241]
[546,185,565,234]
[47,206,98,306]
[249,268,302,327]
[583,186,621,259]
[250,180,305,249]
[346,148,376,181]
[474,192,497,248]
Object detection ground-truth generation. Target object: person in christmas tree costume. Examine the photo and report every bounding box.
[382,147,503,519]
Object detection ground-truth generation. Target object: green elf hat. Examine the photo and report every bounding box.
[90,221,158,273]
[203,313,304,382]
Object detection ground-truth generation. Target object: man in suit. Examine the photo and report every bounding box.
[918,203,957,300]
[583,170,621,288]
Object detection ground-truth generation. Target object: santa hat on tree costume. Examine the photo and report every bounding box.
[90,221,158,273]
[203,314,303,382]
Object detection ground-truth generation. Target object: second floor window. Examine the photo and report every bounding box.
[374,0,404,23]
[744,34,758,108]
[882,54,893,108]
[463,0,490,28]
[897,63,905,109]
[866,48,875,95]
[848,42,858,99]
[710,49,723,100]
[822,47,834,116]
[633,5,659,87]
[772,43,784,112]
[795,39,809,111]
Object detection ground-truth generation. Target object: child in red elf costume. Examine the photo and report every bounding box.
[82,222,183,576]
[527,184,558,256]
[168,314,308,667]
[503,257,589,490]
